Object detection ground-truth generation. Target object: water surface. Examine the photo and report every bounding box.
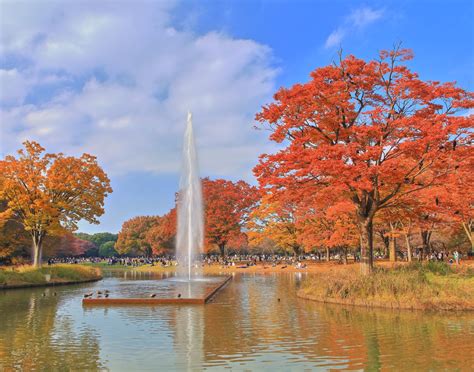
[1,271,473,370]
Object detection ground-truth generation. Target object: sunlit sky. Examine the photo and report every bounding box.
[1,0,473,233]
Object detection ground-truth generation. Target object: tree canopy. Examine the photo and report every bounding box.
[254,47,473,273]
[0,141,112,267]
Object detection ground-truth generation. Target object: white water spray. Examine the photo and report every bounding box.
[176,112,204,280]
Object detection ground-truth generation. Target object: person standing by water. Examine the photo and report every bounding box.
[453,250,460,265]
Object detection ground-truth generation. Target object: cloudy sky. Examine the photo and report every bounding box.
[1,0,472,233]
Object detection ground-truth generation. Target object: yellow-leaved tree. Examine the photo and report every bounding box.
[0,141,112,267]
[248,195,302,255]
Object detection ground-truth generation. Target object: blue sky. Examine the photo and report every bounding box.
[1,0,473,233]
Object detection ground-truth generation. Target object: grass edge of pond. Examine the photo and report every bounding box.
[297,262,474,311]
[0,264,102,289]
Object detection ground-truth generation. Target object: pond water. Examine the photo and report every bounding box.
[1,271,473,370]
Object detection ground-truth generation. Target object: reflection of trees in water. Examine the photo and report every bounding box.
[297,300,474,370]
[201,274,474,370]
[200,274,368,368]
[0,289,103,370]
[202,274,326,364]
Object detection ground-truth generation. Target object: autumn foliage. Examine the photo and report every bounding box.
[253,47,473,273]
[0,141,112,267]
[202,178,258,255]
[115,178,257,257]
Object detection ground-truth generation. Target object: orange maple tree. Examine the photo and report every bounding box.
[297,198,358,262]
[0,141,112,267]
[145,208,177,255]
[202,178,258,256]
[438,155,474,252]
[116,216,159,256]
[254,47,473,273]
[248,195,302,255]
[0,200,30,260]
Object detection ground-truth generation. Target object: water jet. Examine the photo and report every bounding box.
[82,112,230,307]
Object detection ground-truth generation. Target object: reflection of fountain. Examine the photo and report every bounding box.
[176,112,204,280]
[173,305,204,369]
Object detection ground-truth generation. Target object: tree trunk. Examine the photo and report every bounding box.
[293,245,301,256]
[389,223,397,262]
[326,247,330,262]
[404,234,412,262]
[145,246,152,258]
[461,221,473,253]
[378,230,389,258]
[219,243,226,257]
[420,230,432,260]
[359,219,374,275]
[32,233,44,268]
[342,247,348,265]
[389,237,396,262]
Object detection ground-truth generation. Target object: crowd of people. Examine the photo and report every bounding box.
[46,248,467,268]
[47,256,174,267]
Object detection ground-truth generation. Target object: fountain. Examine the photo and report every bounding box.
[176,112,204,280]
[82,112,231,306]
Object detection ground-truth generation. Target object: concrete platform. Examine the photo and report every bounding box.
[82,275,231,306]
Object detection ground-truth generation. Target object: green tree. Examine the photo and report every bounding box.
[98,241,118,257]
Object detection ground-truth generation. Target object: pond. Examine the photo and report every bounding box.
[1,271,473,370]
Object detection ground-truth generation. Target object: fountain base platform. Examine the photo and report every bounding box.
[82,275,231,306]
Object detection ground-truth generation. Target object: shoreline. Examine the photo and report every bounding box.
[1,276,103,290]
[0,264,103,290]
[134,260,474,275]
[296,291,474,312]
[297,263,474,311]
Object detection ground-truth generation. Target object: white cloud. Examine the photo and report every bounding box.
[349,7,384,28]
[0,1,278,180]
[324,28,345,49]
[324,6,384,48]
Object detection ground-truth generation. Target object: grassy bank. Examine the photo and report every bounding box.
[81,262,134,271]
[298,262,474,311]
[0,264,102,288]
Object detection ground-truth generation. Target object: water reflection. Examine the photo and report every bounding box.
[0,287,103,370]
[0,272,473,370]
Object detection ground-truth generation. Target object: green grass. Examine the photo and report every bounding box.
[0,264,102,287]
[299,262,474,311]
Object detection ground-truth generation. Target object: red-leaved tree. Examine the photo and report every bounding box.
[203,178,258,256]
[254,47,473,274]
